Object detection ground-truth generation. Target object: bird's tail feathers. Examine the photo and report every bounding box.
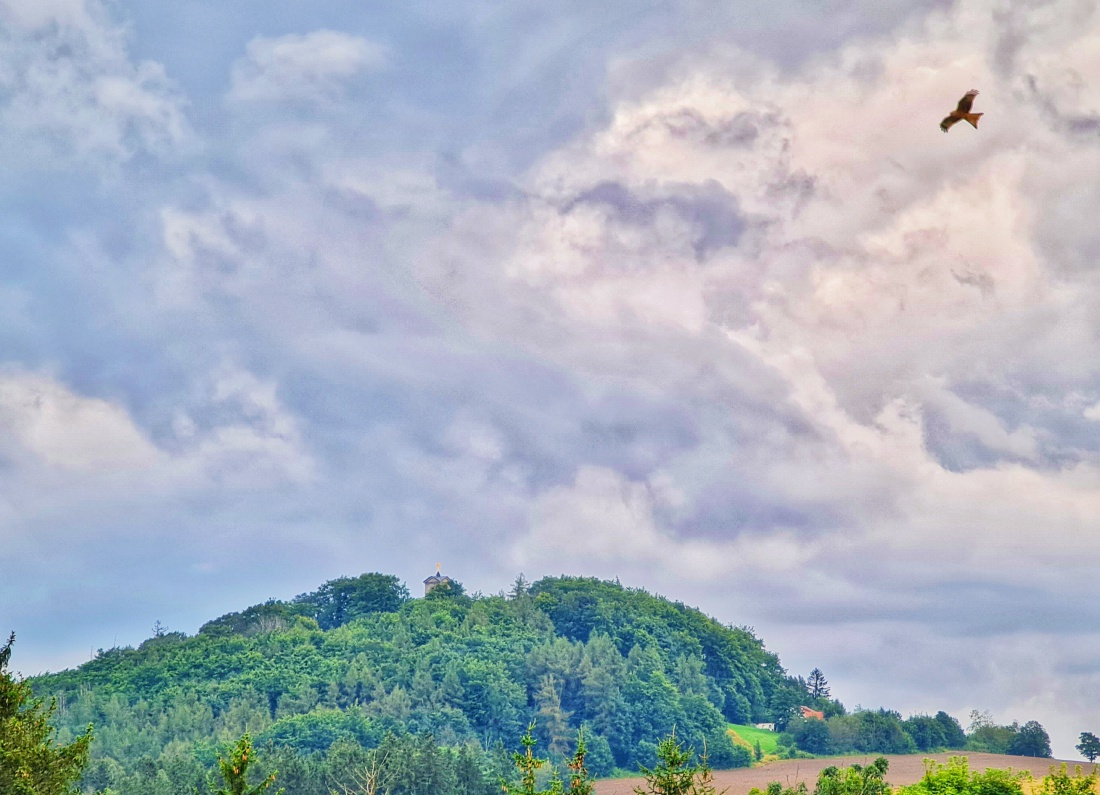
[965,112,983,128]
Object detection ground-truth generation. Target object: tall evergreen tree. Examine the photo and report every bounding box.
[0,633,92,795]
[807,669,830,700]
[211,734,283,795]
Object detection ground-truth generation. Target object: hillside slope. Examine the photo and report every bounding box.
[32,573,817,794]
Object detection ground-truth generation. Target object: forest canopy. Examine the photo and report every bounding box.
[24,573,1051,795]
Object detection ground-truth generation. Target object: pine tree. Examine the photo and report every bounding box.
[0,632,93,795]
[567,729,594,795]
[807,669,830,700]
[635,732,720,795]
[503,724,549,795]
[211,734,283,795]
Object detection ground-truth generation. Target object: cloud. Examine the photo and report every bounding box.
[8,0,1100,761]
[0,0,188,168]
[228,30,386,104]
[0,373,161,471]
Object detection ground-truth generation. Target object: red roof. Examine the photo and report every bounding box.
[800,706,825,721]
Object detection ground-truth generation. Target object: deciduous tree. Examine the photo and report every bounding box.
[1076,733,1100,763]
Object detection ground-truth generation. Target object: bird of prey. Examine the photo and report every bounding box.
[940,90,983,132]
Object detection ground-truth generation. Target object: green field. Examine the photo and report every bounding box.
[727,723,782,756]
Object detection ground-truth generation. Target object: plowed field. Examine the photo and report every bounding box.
[594,753,1095,795]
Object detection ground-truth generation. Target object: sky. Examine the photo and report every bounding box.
[1,0,1099,761]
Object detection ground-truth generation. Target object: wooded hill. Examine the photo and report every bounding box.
[25,573,1045,795]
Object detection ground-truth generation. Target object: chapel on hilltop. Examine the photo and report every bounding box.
[423,564,454,595]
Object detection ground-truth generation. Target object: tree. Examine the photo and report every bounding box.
[788,716,830,754]
[807,669,830,700]
[211,734,283,795]
[635,731,721,795]
[0,632,93,795]
[1008,721,1052,758]
[1076,733,1100,763]
[295,573,409,629]
[814,758,890,795]
[567,729,595,795]
[934,711,967,749]
[503,724,549,795]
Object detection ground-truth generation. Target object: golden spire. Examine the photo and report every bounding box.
[436,562,441,573]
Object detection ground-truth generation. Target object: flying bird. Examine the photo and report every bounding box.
[940,90,983,132]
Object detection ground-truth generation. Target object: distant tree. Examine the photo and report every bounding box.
[211,734,283,795]
[814,758,890,795]
[788,716,831,754]
[968,710,994,733]
[0,632,93,795]
[934,711,967,749]
[425,579,468,601]
[807,669,830,700]
[903,715,947,752]
[510,574,531,600]
[1075,733,1100,763]
[295,573,409,629]
[1008,721,1052,758]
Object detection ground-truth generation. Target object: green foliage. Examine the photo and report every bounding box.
[503,724,548,795]
[897,757,1028,795]
[752,759,889,795]
[1076,732,1100,763]
[1008,721,1052,758]
[0,632,93,795]
[1038,764,1098,795]
[783,709,917,756]
[502,724,593,795]
[634,732,722,795]
[814,758,890,795]
[25,571,1039,795]
[566,729,594,795]
[212,734,283,795]
[294,573,411,631]
[903,712,967,752]
[807,670,829,700]
[727,724,779,756]
[963,715,1052,758]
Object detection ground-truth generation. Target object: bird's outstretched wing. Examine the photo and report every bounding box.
[940,115,960,132]
[955,89,979,113]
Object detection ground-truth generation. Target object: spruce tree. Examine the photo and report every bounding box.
[807,669,830,700]
[0,632,92,795]
[211,734,283,795]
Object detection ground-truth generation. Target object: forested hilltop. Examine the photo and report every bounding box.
[25,573,1050,795]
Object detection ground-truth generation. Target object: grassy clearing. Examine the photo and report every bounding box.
[727,723,781,756]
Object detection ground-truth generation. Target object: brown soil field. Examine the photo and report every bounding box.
[594,753,1097,795]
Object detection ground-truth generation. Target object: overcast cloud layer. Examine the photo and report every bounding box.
[2,0,1099,760]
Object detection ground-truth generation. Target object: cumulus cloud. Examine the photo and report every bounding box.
[229,30,386,103]
[398,0,1100,753]
[0,0,188,167]
[0,373,161,471]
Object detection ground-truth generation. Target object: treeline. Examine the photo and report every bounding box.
[778,708,1052,758]
[23,572,1058,795]
[33,573,825,793]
